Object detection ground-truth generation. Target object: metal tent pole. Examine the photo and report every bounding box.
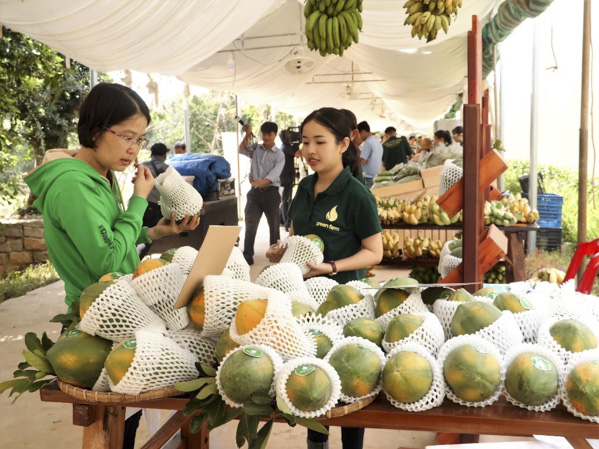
[527,17,541,252]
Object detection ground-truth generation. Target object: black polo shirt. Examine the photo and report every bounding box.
[288,166,382,284]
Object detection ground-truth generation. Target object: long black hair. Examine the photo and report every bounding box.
[300,107,362,178]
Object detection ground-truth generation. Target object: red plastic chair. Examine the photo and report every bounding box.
[564,238,599,294]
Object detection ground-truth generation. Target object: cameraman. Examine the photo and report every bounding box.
[279,128,301,231]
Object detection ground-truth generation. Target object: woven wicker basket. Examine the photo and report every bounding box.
[57,379,184,403]
[321,394,376,418]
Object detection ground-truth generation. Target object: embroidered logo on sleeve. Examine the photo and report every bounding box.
[98,225,115,249]
[326,205,338,222]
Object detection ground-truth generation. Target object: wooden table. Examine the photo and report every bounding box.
[40,382,599,449]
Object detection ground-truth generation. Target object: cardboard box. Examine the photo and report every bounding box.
[371,179,424,200]
[420,165,444,188]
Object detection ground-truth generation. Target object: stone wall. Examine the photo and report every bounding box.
[0,219,48,276]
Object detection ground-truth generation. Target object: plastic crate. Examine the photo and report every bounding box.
[535,228,562,252]
[519,173,546,194]
[522,193,563,229]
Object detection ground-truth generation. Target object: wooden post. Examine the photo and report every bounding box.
[578,0,591,278]
[468,16,482,105]
[81,405,126,449]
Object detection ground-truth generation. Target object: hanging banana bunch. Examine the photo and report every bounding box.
[304,0,363,57]
[403,0,463,43]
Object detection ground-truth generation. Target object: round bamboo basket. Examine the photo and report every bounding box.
[57,379,184,404]
[322,394,377,418]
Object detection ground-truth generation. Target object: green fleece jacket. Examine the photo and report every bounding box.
[25,156,150,311]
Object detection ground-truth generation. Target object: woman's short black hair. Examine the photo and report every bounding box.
[77,83,151,149]
[452,126,464,135]
[301,107,362,178]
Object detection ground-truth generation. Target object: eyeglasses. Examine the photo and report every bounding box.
[104,128,149,149]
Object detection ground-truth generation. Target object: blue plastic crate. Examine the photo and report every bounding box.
[522,193,563,229]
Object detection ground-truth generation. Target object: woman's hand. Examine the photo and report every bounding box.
[147,213,200,241]
[266,240,287,263]
[303,261,334,279]
[132,163,155,199]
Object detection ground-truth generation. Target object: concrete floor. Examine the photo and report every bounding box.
[0,218,578,448]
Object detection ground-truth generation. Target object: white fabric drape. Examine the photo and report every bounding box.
[0,0,502,129]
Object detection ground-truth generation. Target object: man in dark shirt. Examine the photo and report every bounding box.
[382,127,414,170]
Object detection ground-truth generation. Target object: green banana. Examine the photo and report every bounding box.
[357,0,363,12]
[403,0,415,8]
[326,17,334,52]
[327,4,334,15]
[338,12,348,43]
[408,2,424,14]
[306,11,321,34]
[319,0,326,13]
[333,0,346,15]
[426,13,435,32]
[318,13,328,42]
[332,15,341,47]
[440,14,449,33]
[344,0,357,11]
[352,10,363,30]
[304,0,315,18]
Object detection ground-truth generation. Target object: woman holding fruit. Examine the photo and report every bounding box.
[25,82,199,449]
[266,107,382,449]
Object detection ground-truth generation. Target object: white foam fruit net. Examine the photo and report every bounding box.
[324,336,386,404]
[537,315,599,365]
[80,279,166,342]
[201,275,272,338]
[436,335,505,407]
[439,240,454,259]
[171,246,199,277]
[255,263,311,302]
[155,166,203,221]
[165,327,217,366]
[382,342,445,412]
[439,159,464,196]
[304,277,338,306]
[92,365,113,392]
[215,344,284,409]
[438,254,462,279]
[507,297,551,344]
[223,246,251,282]
[375,291,430,329]
[432,297,493,341]
[275,357,342,419]
[551,287,591,321]
[560,349,599,423]
[109,330,199,395]
[464,312,523,355]
[131,263,189,331]
[382,312,446,357]
[501,343,564,412]
[323,294,375,327]
[279,236,324,275]
[229,290,317,361]
[298,314,344,358]
[346,280,378,296]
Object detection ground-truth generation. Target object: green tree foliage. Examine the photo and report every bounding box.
[0,27,91,205]
[504,159,599,242]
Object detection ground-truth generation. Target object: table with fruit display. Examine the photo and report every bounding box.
[3,223,595,448]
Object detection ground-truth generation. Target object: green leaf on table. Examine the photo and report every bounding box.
[34,371,49,380]
[223,407,242,425]
[237,414,258,447]
[28,379,51,392]
[189,415,207,434]
[175,377,213,392]
[22,350,53,374]
[13,369,38,379]
[276,395,293,415]
[24,332,44,353]
[0,379,22,394]
[279,411,296,426]
[198,363,217,377]
[41,332,55,352]
[250,391,273,405]
[196,382,217,400]
[182,398,204,416]
[207,398,226,428]
[9,378,32,395]
[295,417,329,435]
[248,419,274,449]
[17,362,30,371]
[242,402,273,416]
[49,313,79,327]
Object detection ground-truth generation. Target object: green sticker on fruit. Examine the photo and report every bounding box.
[64,329,81,338]
[309,329,324,337]
[357,343,371,352]
[243,347,263,358]
[488,291,499,300]
[531,356,552,371]
[440,292,452,299]
[518,296,534,310]
[295,364,316,376]
[123,339,137,350]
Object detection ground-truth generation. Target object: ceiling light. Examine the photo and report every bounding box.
[399,48,418,54]
[227,52,236,71]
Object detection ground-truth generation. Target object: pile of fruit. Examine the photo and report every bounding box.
[484,264,507,284]
[382,230,402,259]
[485,193,540,226]
[403,0,463,42]
[5,239,599,446]
[409,266,440,284]
[377,195,462,226]
[403,236,443,259]
[529,267,566,285]
[304,0,363,57]
[373,165,421,189]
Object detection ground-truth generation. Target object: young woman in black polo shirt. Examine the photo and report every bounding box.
[267,107,383,449]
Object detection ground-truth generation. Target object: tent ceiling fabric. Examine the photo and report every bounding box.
[0,0,502,130]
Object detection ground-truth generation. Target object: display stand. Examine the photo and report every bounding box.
[436,17,509,292]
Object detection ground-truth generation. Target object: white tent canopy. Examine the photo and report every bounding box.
[0,0,502,130]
